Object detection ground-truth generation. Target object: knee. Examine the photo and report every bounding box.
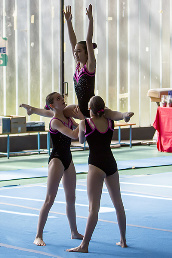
[45,195,56,208]
[89,203,100,215]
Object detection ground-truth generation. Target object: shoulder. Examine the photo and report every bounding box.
[79,119,86,128]
[79,119,86,132]
[50,117,60,126]
[85,63,96,74]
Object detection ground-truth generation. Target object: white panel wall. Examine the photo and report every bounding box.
[0,0,172,128]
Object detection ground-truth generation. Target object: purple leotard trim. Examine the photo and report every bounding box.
[49,117,73,134]
[85,118,96,137]
[85,118,114,137]
[74,64,95,83]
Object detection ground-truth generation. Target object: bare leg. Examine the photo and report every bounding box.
[34,159,64,246]
[105,171,127,248]
[67,165,105,253]
[62,161,83,239]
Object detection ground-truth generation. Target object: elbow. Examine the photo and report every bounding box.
[79,137,85,144]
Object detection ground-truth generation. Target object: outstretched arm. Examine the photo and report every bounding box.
[64,5,77,55]
[86,4,96,72]
[20,104,54,118]
[104,108,134,122]
[20,103,85,120]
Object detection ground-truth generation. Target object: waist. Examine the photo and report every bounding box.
[89,145,112,153]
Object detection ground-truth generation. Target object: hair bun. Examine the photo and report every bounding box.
[93,43,97,49]
[44,104,50,110]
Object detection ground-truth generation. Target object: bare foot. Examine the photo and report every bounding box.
[33,237,46,246]
[71,232,83,240]
[66,245,88,253]
[19,104,33,116]
[116,241,128,248]
[123,112,134,122]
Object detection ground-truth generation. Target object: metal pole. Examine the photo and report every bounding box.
[60,0,64,96]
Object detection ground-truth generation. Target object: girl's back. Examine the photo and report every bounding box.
[85,117,114,153]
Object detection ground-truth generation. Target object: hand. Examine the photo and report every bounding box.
[19,104,34,116]
[64,5,72,21]
[86,4,93,20]
[123,112,134,122]
[73,106,85,120]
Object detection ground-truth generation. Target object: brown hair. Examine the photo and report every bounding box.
[89,96,105,117]
[44,92,57,110]
[78,41,97,54]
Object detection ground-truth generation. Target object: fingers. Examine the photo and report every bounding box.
[86,4,92,16]
[65,5,71,14]
[124,112,134,122]
[19,104,27,108]
[74,106,80,113]
[128,112,134,118]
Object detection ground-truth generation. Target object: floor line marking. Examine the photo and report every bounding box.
[0,197,116,213]
[31,186,172,200]
[0,202,171,233]
[120,182,172,188]
[119,189,172,199]
[0,243,62,258]
[0,209,56,218]
[121,192,172,200]
[2,180,172,190]
[1,187,172,201]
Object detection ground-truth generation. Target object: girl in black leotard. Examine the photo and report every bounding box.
[64,4,133,122]
[67,96,128,253]
[33,92,83,246]
[64,4,96,118]
[20,5,133,121]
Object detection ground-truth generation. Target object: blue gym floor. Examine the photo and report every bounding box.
[0,171,172,258]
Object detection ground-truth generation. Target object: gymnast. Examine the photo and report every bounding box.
[31,92,83,246]
[67,96,129,253]
[63,4,133,121]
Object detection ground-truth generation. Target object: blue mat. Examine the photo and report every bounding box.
[0,165,89,181]
[0,156,172,181]
[0,174,172,257]
[117,156,172,170]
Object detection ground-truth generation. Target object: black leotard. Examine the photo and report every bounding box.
[85,118,117,176]
[74,63,95,117]
[48,117,73,170]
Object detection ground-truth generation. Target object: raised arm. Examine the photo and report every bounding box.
[20,104,54,118]
[79,119,86,144]
[63,105,85,120]
[104,108,134,122]
[64,5,77,55]
[86,4,96,72]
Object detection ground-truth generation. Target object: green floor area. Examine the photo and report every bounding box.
[1,145,172,171]
[0,145,172,188]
